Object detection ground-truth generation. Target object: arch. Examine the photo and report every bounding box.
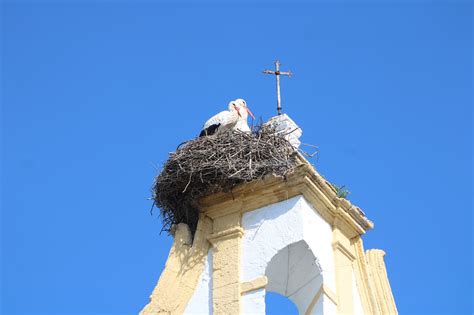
[240,196,337,314]
[265,240,324,314]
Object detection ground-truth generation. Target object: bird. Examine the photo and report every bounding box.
[199,99,255,137]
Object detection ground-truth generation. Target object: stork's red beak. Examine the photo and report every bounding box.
[246,107,255,120]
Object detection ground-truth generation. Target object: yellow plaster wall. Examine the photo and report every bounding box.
[141,156,397,314]
[332,221,356,314]
[208,227,243,315]
[352,236,381,315]
[140,216,212,315]
[366,249,398,315]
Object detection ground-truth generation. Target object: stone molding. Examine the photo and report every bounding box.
[200,153,373,237]
[366,249,398,315]
[207,227,244,246]
[332,240,356,262]
[353,236,381,315]
[240,276,268,294]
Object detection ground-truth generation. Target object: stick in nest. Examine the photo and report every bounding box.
[152,124,299,236]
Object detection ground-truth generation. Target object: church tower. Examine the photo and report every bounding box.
[142,62,397,314]
[141,119,397,314]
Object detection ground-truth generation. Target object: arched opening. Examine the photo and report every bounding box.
[265,291,298,314]
[265,240,323,314]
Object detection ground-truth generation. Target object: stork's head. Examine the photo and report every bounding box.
[233,98,255,120]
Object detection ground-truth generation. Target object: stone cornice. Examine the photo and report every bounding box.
[200,153,373,236]
[333,241,356,262]
[207,226,244,245]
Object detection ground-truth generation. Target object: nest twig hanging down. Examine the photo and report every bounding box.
[152,124,299,236]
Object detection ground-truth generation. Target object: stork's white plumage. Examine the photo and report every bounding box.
[199,99,255,137]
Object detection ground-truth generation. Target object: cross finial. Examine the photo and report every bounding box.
[263,60,292,115]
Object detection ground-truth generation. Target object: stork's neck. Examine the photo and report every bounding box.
[238,109,248,120]
[230,106,248,121]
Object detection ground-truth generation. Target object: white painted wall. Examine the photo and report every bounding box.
[266,114,302,148]
[183,195,366,314]
[241,196,337,314]
[184,252,213,314]
[265,240,323,313]
[311,296,338,315]
[241,288,266,314]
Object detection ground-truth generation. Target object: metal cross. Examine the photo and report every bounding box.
[263,60,292,115]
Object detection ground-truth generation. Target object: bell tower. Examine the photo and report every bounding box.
[140,113,397,315]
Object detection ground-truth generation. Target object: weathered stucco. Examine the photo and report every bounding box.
[141,156,397,314]
[140,217,212,315]
[241,196,336,314]
[183,252,212,314]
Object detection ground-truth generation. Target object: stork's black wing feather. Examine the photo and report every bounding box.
[199,124,221,137]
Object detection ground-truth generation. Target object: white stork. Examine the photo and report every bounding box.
[199,99,255,137]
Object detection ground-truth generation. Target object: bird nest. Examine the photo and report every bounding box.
[152,124,299,235]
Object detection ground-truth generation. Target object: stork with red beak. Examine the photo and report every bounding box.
[199,99,255,137]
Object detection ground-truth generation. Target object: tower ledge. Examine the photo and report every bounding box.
[200,153,373,238]
[142,153,397,315]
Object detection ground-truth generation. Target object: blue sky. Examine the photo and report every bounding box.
[1,1,472,314]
